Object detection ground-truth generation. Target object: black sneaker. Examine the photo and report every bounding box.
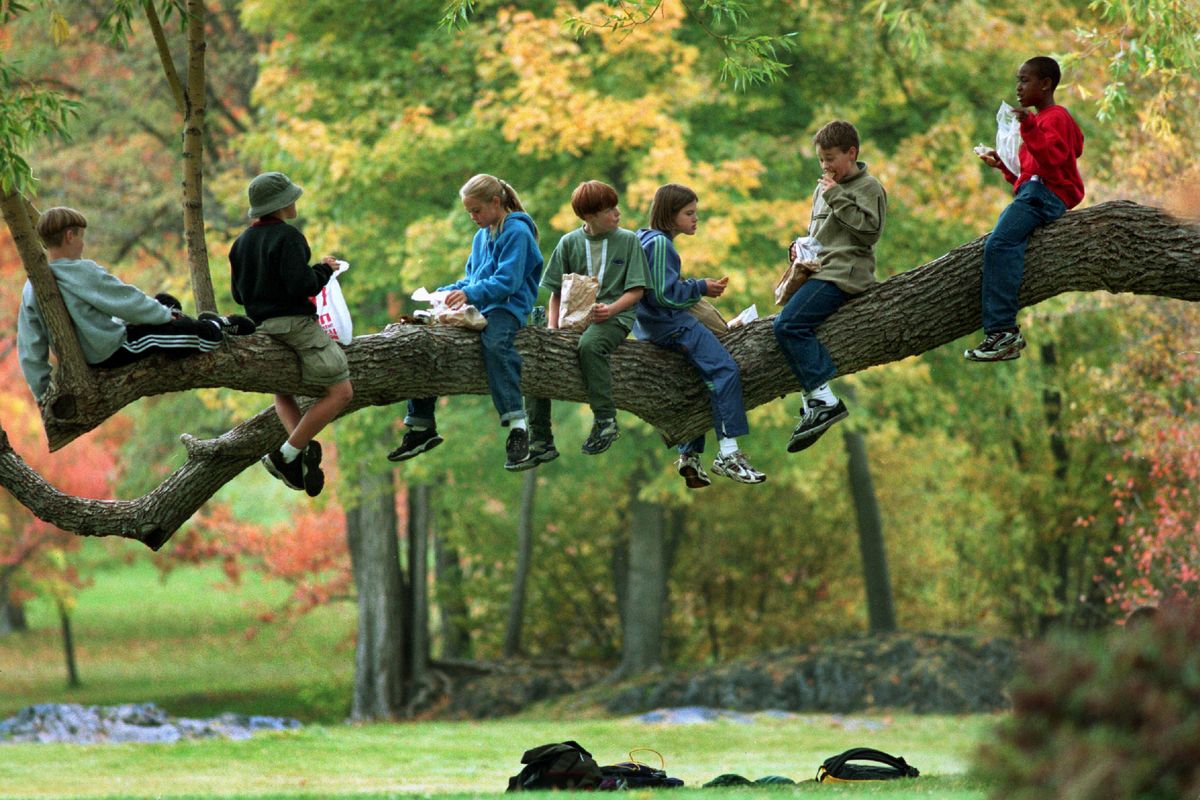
[302,440,325,498]
[581,418,620,455]
[964,328,1026,362]
[387,428,444,462]
[154,292,184,312]
[787,398,849,453]
[504,427,534,471]
[262,448,305,490]
[199,311,257,336]
[529,438,560,466]
[675,452,712,489]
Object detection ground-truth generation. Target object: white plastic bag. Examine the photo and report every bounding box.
[411,287,488,331]
[726,304,759,330]
[995,102,1022,176]
[313,260,352,343]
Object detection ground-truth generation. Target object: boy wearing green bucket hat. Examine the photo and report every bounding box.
[230,172,354,498]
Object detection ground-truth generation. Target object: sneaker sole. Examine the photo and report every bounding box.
[712,464,767,484]
[504,456,538,472]
[303,441,325,498]
[261,453,304,490]
[964,347,1022,362]
[386,434,444,462]
[581,434,619,456]
[531,449,560,465]
[677,464,711,489]
[786,409,850,453]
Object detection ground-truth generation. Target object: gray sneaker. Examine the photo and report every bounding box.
[675,452,711,489]
[528,438,560,466]
[581,419,620,455]
[964,328,1026,362]
[712,450,766,484]
[787,398,849,453]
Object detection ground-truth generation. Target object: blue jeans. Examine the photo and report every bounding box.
[406,308,526,427]
[773,278,849,392]
[644,318,749,456]
[981,180,1066,333]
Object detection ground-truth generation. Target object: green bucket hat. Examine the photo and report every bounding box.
[247,172,303,218]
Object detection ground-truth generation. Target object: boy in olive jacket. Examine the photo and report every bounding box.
[773,119,887,453]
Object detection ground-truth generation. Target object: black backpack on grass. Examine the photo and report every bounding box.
[598,761,684,790]
[507,741,603,791]
[815,748,920,783]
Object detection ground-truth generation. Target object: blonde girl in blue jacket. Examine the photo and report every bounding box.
[388,174,544,471]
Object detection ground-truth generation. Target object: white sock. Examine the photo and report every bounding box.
[409,423,429,432]
[807,383,837,408]
[718,437,739,457]
[280,441,303,462]
[511,418,528,431]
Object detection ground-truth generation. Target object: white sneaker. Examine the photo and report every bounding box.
[712,450,766,484]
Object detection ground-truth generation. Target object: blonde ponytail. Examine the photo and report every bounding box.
[460,174,538,241]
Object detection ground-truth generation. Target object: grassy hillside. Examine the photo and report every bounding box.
[0,560,356,722]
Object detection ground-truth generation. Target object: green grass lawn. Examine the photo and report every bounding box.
[0,714,993,799]
[0,560,357,722]
[0,561,997,799]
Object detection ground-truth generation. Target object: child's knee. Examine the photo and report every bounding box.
[327,379,353,407]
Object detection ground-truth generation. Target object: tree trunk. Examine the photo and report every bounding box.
[503,470,537,658]
[346,469,405,721]
[842,411,897,633]
[407,483,431,688]
[614,464,666,678]
[182,0,216,312]
[2,201,1199,545]
[0,574,28,636]
[58,600,81,688]
[434,534,471,660]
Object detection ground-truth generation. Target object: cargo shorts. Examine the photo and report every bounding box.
[258,315,350,386]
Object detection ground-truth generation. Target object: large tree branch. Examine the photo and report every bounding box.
[4,200,1198,548]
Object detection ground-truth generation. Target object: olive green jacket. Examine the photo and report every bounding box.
[808,162,887,295]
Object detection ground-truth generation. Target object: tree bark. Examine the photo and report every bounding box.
[1,201,1197,546]
[406,483,431,689]
[503,470,537,658]
[58,600,81,688]
[614,464,666,678]
[345,469,405,721]
[434,534,471,660]
[842,420,897,633]
[182,0,216,313]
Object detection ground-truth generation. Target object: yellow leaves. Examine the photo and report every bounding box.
[49,11,70,46]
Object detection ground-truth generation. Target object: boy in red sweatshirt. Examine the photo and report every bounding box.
[965,56,1084,362]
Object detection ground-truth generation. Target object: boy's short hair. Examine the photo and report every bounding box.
[812,120,860,153]
[648,183,699,235]
[36,207,88,248]
[571,180,619,218]
[1024,56,1061,90]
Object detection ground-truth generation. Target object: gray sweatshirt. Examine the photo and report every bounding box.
[17,258,172,399]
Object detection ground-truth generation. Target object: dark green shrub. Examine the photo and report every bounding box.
[975,602,1200,800]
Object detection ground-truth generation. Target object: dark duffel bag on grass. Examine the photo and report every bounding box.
[815,747,920,783]
[507,740,603,791]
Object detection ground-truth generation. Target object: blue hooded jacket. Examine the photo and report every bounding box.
[440,211,543,322]
[633,227,706,340]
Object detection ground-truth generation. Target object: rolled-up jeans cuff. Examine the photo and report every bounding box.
[499,410,526,426]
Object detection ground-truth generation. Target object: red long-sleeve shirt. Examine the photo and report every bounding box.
[1000,104,1085,209]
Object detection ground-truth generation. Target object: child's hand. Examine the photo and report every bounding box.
[444,289,468,309]
[976,148,1002,169]
[818,173,837,192]
[320,256,339,267]
[1013,107,1033,123]
[591,303,614,322]
[703,277,729,298]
